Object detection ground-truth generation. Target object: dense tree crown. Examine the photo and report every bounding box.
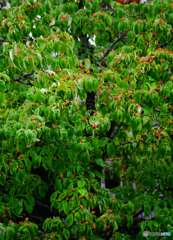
[0,0,173,239]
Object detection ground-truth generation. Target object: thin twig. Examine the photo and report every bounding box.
[99,7,114,11]
[0,39,8,45]
[132,207,144,218]
[21,36,35,42]
[116,141,134,147]
[34,199,50,210]
[13,70,35,86]
[123,0,132,5]
[127,13,145,18]
[13,79,34,86]
[95,31,124,66]
[110,122,123,139]
[157,39,173,49]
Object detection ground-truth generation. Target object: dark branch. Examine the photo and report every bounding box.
[13,70,35,86]
[110,122,123,139]
[116,141,134,147]
[106,120,129,138]
[123,0,132,5]
[13,79,34,86]
[95,31,124,66]
[157,39,173,49]
[21,36,35,43]
[99,7,114,11]
[34,199,50,210]
[127,13,145,18]
[132,207,144,218]
[0,39,8,45]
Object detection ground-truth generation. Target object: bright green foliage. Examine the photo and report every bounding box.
[0,0,173,239]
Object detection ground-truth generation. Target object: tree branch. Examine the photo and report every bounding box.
[34,198,50,210]
[0,39,8,45]
[110,122,123,139]
[99,7,114,12]
[95,31,124,66]
[116,141,134,147]
[13,70,35,86]
[123,0,132,5]
[132,207,144,218]
[106,120,129,138]
[127,13,145,18]
[21,36,35,43]
[157,39,173,49]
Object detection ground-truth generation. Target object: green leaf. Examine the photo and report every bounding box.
[136,230,143,240]
[30,223,39,234]
[78,188,87,197]
[92,0,99,12]
[85,79,93,92]
[144,204,151,217]
[127,201,134,213]
[15,200,23,215]
[49,95,56,105]
[58,82,66,92]
[168,175,173,187]
[156,215,164,225]
[77,180,85,188]
[6,227,15,240]
[109,90,119,95]
[25,195,35,206]
[51,191,58,203]
[34,91,45,103]
[0,80,5,92]
[130,81,136,90]
[130,117,137,130]
[66,213,73,227]
[95,158,104,167]
[126,215,133,228]
[115,73,121,87]
[39,186,45,198]
[94,182,100,190]
[145,92,151,103]
[63,228,70,240]
[164,217,172,228]
[94,170,103,179]
[161,104,168,113]
[149,179,156,190]
[55,177,63,191]
[135,201,142,211]
[32,155,41,169]
[58,192,68,201]
[24,201,33,213]
[114,214,122,225]
[24,157,31,171]
[74,212,81,223]
[124,82,129,92]
[140,221,146,231]
[143,178,151,187]
[57,160,65,174]
[17,169,25,183]
[120,204,127,213]
[42,156,51,170]
[159,145,166,158]
[107,141,116,157]
[84,59,91,70]
[151,92,159,105]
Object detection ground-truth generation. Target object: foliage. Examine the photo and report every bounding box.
[0,0,173,239]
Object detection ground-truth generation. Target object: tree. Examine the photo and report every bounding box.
[0,0,173,239]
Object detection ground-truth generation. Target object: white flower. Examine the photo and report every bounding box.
[40,88,48,93]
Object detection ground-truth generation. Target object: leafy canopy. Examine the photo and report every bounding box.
[0,0,173,240]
